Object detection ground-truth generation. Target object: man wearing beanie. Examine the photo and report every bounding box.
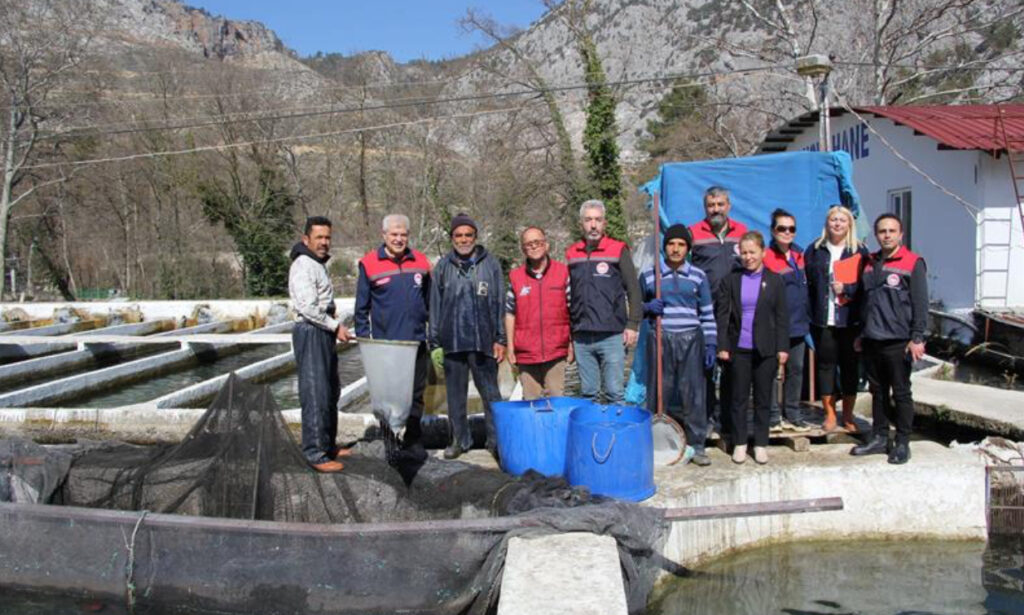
[566,200,643,404]
[429,212,506,460]
[639,223,718,466]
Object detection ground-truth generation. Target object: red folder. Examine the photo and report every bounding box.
[833,253,862,285]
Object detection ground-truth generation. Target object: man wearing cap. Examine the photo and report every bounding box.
[355,213,432,461]
[850,213,928,465]
[639,224,717,466]
[565,200,643,404]
[429,212,506,460]
[689,186,748,436]
[288,216,352,473]
[506,226,572,399]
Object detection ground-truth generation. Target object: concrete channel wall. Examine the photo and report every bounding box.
[648,441,988,568]
[0,320,179,386]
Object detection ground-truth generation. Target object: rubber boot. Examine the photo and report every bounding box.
[841,395,858,433]
[850,434,889,456]
[888,439,911,465]
[821,395,838,432]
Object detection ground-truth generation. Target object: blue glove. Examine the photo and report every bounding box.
[643,298,665,317]
[704,344,717,370]
[804,332,815,351]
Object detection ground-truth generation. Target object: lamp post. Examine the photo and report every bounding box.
[796,54,834,152]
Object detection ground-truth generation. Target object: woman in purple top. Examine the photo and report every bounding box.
[715,231,790,464]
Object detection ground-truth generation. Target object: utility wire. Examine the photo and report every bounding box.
[21,101,548,170]
[835,94,981,222]
[37,64,783,140]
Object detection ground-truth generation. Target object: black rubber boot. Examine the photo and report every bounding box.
[888,440,911,465]
[850,434,889,456]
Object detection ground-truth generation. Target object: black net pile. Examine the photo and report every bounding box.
[4,375,670,614]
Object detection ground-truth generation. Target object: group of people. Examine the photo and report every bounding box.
[287,185,928,474]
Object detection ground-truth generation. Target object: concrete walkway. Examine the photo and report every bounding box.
[911,371,1024,439]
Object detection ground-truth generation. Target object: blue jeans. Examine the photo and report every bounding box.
[574,331,625,404]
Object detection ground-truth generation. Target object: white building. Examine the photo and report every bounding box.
[759,105,1024,314]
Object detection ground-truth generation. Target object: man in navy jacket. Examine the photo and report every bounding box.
[429,213,506,460]
[355,213,432,460]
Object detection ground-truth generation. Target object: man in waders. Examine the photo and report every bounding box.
[505,226,572,399]
[355,213,431,461]
[639,224,718,466]
[851,213,927,464]
[289,216,352,473]
[429,213,506,460]
[688,186,748,438]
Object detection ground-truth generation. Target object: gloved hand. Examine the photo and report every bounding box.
[804,332,815,351]
[704,344,717,370]
[430,347,445,371]
[643,298,665,317]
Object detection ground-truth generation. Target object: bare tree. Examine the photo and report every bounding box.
[0,0,94,297]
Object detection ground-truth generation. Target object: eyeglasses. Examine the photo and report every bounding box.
[774,225,796,234]
[521,240,546,249]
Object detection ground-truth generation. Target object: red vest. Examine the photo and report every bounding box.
[508,259,571,364]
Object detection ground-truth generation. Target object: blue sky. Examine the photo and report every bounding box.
[195,1,549,62]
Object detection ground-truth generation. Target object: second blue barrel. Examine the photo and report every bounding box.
[492,397,591,477]
[565,404,656,502]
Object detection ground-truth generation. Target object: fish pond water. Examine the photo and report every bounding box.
[647,536,1024,615]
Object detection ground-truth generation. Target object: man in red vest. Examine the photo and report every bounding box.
[506,227,573,399]
[355,213,432,461]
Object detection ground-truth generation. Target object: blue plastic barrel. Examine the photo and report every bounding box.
[491,397,591,477]
[565,404,656,502]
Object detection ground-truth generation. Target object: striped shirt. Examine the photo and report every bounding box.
[639,260,717,344]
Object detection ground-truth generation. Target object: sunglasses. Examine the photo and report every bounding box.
[774,225,797,233]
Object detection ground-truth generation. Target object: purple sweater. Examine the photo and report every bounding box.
[738,269,763,349]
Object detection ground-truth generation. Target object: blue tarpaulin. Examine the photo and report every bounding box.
[642,151,861,248]
[626,151,862,406]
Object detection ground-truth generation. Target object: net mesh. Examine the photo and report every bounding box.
[3,374,669,614]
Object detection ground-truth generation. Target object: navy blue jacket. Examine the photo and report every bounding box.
[861,246,929,342]
[763,241,811,338]
[354,245,431,341]
[804,242,869,329]
[429,246,507,353]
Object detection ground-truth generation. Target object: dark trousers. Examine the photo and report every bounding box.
[812,325,859,397]
[444,351,502,450]
[645,327,708,454]
[728,349,777,447]
[706,363,730,434]
[864,339,914,443]
[293,321,340,464]
[405,342,429,444]
[770,338,806,424]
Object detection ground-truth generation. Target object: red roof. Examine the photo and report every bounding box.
[856,104,1024,152]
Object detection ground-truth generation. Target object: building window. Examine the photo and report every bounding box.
[888,189,912,249]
